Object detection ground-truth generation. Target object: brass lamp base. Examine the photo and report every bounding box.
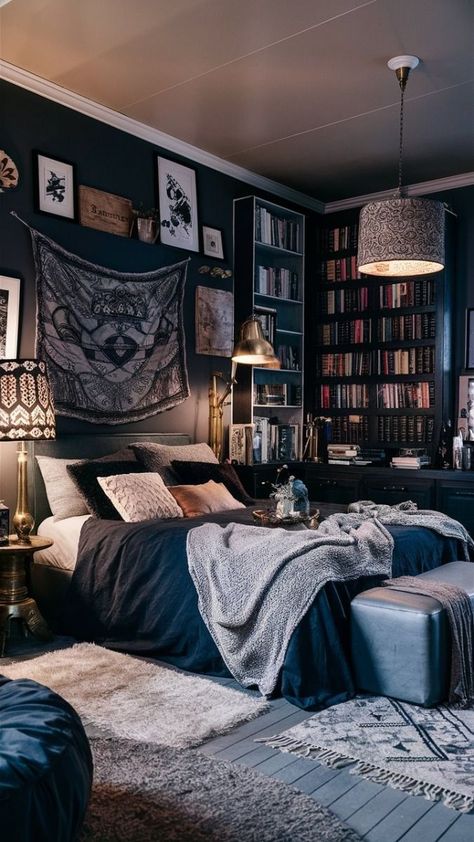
[13,442,34,544]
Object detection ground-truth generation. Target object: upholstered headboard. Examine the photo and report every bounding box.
[32,433,191,525]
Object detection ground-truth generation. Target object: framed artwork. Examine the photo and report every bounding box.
[34,151,77,220]
[0,275,20,358]
[79,185,133,237]
[195,286,234,356]
[202,225,224,259]
[157,156,199,251]
[466,308,474,370]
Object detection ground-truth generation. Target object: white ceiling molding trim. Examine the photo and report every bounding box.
[0,60,325,214]
[325,172,474,213]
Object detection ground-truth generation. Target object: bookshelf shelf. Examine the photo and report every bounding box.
[233,195,305,463]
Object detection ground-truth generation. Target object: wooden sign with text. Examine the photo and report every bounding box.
[79,185,133,237]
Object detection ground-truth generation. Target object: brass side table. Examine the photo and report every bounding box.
[0,536,53,656]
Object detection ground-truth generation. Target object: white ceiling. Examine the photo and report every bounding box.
[1,0,473,201]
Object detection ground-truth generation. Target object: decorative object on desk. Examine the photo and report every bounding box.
[209,316,277,460]
[0,150,19,192]
[131,205,160,244]
[436,419,453,469]
[157,156,199,252]
[466,308,474,370]
[0,502,9,546]
[0,359,56,543]
[32,227,189,423]
[79,185,133,237]
[34,151,76,221]
[252,508,319,529]
[198,265,232,279]
[0,275,20,358]
[195,286,234,356]
[202,225,224,259]
[358,57,445,277]
[302,414,331,462]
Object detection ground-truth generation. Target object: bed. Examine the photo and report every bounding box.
[31,434,464,711]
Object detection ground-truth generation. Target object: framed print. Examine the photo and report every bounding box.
[0,275,20,358]
[157,156,199,251]
[466,308,474,370]
[195,286,234,356]
[34,151,76,220]
[202,225,224,259]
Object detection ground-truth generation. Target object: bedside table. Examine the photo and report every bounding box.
[0,535,54,656]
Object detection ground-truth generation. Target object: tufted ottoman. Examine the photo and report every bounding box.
[351,561,474,706]
[0,675,93,841]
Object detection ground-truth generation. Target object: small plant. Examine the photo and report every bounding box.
[133,204,159,220]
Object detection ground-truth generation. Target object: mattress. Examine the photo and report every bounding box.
[35,515,90,571]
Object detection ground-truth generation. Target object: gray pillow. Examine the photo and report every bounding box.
[131,441,218,470]
[35,456,89,520]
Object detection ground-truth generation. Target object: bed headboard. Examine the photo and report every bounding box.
[32,432,191,525]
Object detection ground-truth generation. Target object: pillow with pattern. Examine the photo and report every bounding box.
[66,460,147,520]
[97,473,183,522]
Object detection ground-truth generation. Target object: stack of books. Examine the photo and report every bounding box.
[327,444,360,465]
[391,449,431,470]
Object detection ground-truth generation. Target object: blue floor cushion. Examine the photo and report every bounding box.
[0,675,92,842]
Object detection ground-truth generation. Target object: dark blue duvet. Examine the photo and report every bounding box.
[64,505,461,710]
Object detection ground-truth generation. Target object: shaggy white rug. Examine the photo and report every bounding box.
[2,643,269,748]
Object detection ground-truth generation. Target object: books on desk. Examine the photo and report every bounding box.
[391,455,431,470]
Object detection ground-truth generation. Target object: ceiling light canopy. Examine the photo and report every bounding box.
[358,55,445,278]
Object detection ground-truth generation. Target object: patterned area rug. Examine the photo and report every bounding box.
[1,643,268,748]
[80,737,361,841]
[260,695,474,813]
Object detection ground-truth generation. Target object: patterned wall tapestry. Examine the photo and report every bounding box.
[31,229,189,424]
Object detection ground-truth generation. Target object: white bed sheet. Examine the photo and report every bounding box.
[35,515,91,571]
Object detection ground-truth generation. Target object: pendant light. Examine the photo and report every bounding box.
[358,55,445,277]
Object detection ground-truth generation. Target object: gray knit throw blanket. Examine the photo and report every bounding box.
[383,576,474,708]
[187,517,394,695]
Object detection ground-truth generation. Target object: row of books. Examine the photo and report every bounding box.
[317,318,372,346]
[376,313,436,342]
[377,415,435,444]
[375,347,434,375]
[376,382,435,409]
[317,347,435,377]
[253,382,302,406]
[255,266,300,300]
[321,257,360,283]
[379,279,435,309]
[255,207,301,252]
[253,417,300,463]
[320,287,369,315]
[318,384,369,409]
[330,415,369,443]
[320,224,358,254]
[276,344,300,370]
[255,306,276,344]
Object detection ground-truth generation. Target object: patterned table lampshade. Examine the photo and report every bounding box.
[0,359,56,441]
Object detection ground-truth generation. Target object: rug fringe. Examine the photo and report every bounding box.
[256,735,474,814]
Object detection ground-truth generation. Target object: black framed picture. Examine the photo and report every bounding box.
[202,225,224,259]
[33,151,77,221]
[156,156,199,251]
[467,308,474,370]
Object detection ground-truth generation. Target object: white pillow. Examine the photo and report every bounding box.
[97,472,183,522]
[130,441,218,469]
[35,456,89,520]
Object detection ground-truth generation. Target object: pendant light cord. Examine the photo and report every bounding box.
[398,80,405,197]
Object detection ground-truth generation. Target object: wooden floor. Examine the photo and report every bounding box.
[4,637,473,842]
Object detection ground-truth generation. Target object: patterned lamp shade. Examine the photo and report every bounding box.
[358,197,445,277]
[0,359,56,440]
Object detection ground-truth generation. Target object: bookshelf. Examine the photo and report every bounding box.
[310,210,451,458]
[232,196,305,463]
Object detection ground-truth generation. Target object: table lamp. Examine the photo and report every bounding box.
[0,359,56,543]
[209,315,278,460]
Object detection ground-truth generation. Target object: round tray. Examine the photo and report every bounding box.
[252,509,320,529]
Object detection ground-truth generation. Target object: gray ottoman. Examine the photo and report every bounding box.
[351,561,474,706]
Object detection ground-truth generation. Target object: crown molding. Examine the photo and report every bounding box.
[324,172,474,213]
[0,60,325,213]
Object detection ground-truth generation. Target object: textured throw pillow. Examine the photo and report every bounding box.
[171,461,254,505]
[131,441,218,470]
[66,461,147,520]
[35,456,89,520]
[168,480,245,518]
[97,473,183,522]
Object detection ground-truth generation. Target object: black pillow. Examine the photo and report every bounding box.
[66,460,147,520]
[171,461,254,505]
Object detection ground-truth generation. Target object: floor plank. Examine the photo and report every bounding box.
[330,779,385,821]
[364,794,435,842]
[345,787,407,836]
[397,802,459,842]
[435,813,474,841]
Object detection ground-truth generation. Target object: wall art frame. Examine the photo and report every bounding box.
[466,308,474,370]
[33,150,77,221]
[157,156,199,252]
[0,275,21,358]
[202,225,224,259]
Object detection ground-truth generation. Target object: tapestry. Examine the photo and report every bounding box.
[32,229,189,424]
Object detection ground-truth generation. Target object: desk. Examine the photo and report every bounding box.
[0,536,53,656]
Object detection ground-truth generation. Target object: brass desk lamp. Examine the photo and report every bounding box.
[0,359,56,543]
[209,316,277,460]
